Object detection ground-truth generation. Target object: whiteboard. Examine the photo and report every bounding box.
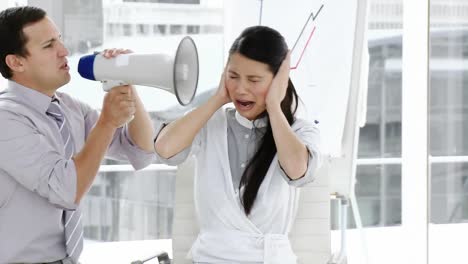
[261,0,358,157]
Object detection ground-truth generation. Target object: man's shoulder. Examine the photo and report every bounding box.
[55,91,94,112]
[0,91,28,112]
[55,91,82,105]
[0,90,39,119]
[0,95,35,127]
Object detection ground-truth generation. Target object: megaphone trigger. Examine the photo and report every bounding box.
[102,80,128,92]
[102,80,135,125]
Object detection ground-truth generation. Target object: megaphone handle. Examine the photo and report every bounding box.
[102,80,135,126]
[102,80,128,92]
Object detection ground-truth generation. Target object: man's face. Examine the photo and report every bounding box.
[19,17,70,93]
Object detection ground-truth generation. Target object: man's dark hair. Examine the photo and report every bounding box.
[0,6,46,79]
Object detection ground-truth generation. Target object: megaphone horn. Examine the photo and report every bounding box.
[78,36,199,106]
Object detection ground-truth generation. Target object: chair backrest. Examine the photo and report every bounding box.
[289,161,331,264]
[172,157,198,264]
[172,156,331,264]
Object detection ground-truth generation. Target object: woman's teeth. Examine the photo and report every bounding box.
[238,100,253,106]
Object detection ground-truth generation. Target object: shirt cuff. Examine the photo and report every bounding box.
[278,145,318,188]
[153,122,192,166]
[47,159,78,210]
[120,125,155,170]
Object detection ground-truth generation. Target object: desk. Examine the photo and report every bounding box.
[79,239,172,264]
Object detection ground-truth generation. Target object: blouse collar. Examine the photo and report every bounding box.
[234,111,268,129]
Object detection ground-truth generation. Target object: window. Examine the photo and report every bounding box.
[187,25,200,34]
[153,24,166,35]
[169,24,183,34]
[429,2,468,261]
[123,23,133,36]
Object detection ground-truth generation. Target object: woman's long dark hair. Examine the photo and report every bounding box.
[229,26,299,215]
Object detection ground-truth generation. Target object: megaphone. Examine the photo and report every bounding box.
[78,36,199,106]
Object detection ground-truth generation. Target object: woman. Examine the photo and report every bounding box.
[154,25,322,264]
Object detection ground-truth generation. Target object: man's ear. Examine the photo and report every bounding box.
[5,54,25,73]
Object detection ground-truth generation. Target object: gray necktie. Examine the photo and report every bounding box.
[46,99,74,158]
[47,98,83,263]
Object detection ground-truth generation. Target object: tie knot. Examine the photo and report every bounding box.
[46,99,64,122]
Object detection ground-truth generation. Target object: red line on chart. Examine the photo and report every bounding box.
[290,26,317,70]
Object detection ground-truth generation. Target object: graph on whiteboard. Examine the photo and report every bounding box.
[262,0,358,157]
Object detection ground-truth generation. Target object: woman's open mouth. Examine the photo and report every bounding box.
[236,100,255,111]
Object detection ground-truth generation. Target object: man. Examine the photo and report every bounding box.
[0,6,155,264]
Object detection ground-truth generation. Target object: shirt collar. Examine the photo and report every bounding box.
[234,110,268,129]
[8,80,56,114]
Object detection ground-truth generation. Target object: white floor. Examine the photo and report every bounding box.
[80,239,172,264]
[80,223,468,264]
[331,223,468,264]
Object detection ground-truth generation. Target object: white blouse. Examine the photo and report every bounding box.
[155,108,322,264]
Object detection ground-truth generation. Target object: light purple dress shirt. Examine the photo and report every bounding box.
[0,81,154,263]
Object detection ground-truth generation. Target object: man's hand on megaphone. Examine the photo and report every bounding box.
[100,48,136,124]
[100,85,136,129]
[213,69,231,107]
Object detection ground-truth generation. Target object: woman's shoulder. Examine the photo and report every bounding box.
[210,105,235,119]
[292,117,319,130]
[205,105,232,128]
[224,107,236,118]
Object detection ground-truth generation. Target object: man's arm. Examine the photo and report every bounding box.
[127,86,155,152]
[0,110,78,209]
[73,85,135,203]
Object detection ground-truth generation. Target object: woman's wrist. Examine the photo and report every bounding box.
[266,101,282,115]
[206,94,226,113]
[211,94,229,108]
